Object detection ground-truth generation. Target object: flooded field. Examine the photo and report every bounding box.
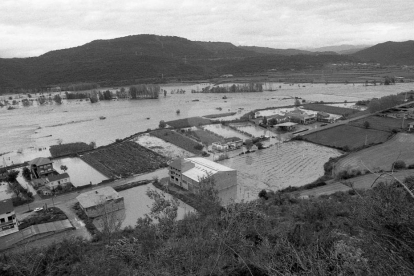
[134,134,193,159]
[1,82,412,164]
[219,141,342,200]
[53,157,108,187]
[202,124,250,140]
[230,123,267,138]
[326,103,367,110]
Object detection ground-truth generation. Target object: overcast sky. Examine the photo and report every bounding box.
[1,0,413,58]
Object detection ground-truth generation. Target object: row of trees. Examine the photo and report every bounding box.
[368,94,405,113]
[195,83,263,93]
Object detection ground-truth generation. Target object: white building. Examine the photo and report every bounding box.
[76,187,125,218]
[46,173,70,190]
[169,157,237,204]
[0,184,18,237]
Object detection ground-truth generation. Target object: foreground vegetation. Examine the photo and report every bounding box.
[2,176,414,275]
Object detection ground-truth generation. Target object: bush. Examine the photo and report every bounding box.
[194,144,203,150]
[408,164,414,169]
[159,120,166,128]
[393,160,406,170]
[258,189,268,200]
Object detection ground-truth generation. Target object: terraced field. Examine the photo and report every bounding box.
[219,141,342,198]
[334,133,414,174]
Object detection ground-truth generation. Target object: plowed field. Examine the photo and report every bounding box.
[219,141,342,199]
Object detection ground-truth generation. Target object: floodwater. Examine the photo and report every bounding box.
[202,124,250,140]
[1,82,412,165]
[118,184,195,229]
[53,157,108,187]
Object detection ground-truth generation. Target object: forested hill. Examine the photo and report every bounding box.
[239,46,317,56]
[0,34,357,91]
[352,40,414,65]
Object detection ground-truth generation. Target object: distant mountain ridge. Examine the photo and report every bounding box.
[6,34,412,91]
[352,40,414,65]
[305,44,371,54]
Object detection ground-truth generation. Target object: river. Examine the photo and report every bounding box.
[1,82,412,165]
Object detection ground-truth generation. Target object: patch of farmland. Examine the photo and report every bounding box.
[203,124,250,140]
[165,117,212,128]
[349,115,414,132]
[302,125,392,151]
[302,104,359,116]
[334,133,414,174]
[134,135,193,159]
[151,129,203,154]
[219,141,342,198]
[80,141,168,177]
[326,103,367,111]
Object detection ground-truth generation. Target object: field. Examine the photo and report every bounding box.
[49,142,93,158]
[134,134,193,159]
[349,115,414,132]
[80,141,167,177]
[165,117,212,128]
[302,104,360,116]
[230,123,267,138]
[203,112,237,119]
[219,141,342,199]
[202,124,250,140]
[334,133,414,174]
[183,128,223,145]
[302,125,392,151]
[151,129,204,154]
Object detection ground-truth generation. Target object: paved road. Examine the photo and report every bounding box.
[14,168,169,242]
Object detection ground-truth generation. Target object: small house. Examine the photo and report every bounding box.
[76,187,124,219]
[37,186,52,196]
[212,142,229,152]
[317,112,335,123]
[408,122,414,132]
[46,173,70,190]
[29,157,55,179]
[224,137,243,149]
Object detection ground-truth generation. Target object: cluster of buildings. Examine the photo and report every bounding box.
[211,137,243,152]
[378,104,414,120]
[254,108,338,131]
[29,157,71,195]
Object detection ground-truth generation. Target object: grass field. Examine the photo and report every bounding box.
[334,133,414,174]
[80,141,167,177]
[151,129,204,154]
[302,104,360,116]
[165,117,212,128]
[219,141,342,198]
[302,125,392,151]
[349,115,414,132]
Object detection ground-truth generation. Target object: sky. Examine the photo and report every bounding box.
[1,0,414,58]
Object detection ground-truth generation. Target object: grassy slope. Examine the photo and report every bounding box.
[335,133,414,173]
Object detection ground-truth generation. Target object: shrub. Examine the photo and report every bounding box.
[408,164,414,169]
[393,160,406,170]
[258,189,268,200]
[194,144,203,150]
[159,120,166,128]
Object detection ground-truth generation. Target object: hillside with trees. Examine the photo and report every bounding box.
[353,40,414,65]
[0,34,358,94]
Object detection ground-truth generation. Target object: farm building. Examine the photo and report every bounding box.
[169,158,237,203]
[76,187,125,218]
[274,122,297,131]
[409,122,414,132]
[224,137,243,148]
[286,109,317,125]
[317,112,336,123]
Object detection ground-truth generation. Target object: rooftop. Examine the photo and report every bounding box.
[76,187,122,209]
[29,157,52,166]
[0,198,13,214]
[47,173,69,182]
[186,157,235,172]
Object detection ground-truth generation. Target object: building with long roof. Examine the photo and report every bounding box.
[169,157,237,204]
[0,184,18,237]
